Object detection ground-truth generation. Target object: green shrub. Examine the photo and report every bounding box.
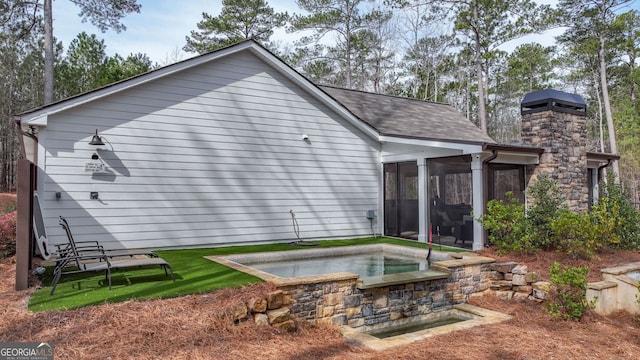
[479,192,535,254]
[545,262,593,321]
[526,176,565,250]
[0,211,17,259]
[598,173,640,250]
[551,203,618,259]
[482,175,637,257]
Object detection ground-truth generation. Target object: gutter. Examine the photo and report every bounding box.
[597,159,612,179]
[480,147,498,248]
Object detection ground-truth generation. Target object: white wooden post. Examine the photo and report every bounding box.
[471,154,484,251]
[417,159,428,243]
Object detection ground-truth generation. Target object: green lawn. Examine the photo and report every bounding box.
[28,237,463,312]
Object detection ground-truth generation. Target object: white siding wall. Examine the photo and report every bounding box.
[39,51,381,249]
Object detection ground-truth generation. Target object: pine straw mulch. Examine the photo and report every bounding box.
[0,193,16,212]
[2,249,640,360]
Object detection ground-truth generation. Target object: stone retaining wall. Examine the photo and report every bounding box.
[486,261,549,301]
[271,255,496,329]
[233,289,298,332]
[230,259,640,331]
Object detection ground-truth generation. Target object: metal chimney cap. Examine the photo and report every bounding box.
[521,89,586,115]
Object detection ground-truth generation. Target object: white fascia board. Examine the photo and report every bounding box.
[247,46,380,141]
[379,135,485,154]
[587,159,609,169]
[20,42,258,124]
[489,152,540,165]
[381,148,465,163]
[26,115,48,126]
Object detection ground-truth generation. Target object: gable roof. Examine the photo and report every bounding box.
[18,39,493,146]
[17,40,377,141]
[320,86,495,145]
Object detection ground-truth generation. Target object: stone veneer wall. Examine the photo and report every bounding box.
[275,256,495,328]
[232,258,554,331]
[521,110,589,211]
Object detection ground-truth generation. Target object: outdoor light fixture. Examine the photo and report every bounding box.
[89,129,105,146]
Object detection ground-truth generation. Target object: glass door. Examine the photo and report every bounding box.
[383,163,398,236]
[384,162,419,239]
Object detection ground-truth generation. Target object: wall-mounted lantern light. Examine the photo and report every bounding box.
[89,129,105,146]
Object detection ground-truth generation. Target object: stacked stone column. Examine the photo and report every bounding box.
[521,110,589,211]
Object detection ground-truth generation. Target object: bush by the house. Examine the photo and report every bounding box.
[481,175,640,256]
[545,262,593,321]
[551,202,619,259]
[526,176,566,250]
[479,176,564,254]
[598,173,640,250]
[0,211,17,259]
[479,192,534,254]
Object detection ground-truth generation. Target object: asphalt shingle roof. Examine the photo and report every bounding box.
[320,86,496,144]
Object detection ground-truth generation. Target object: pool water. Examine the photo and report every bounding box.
[248,253,429,278]
[368,316,467,339]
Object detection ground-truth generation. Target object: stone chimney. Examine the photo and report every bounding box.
[520,89,589,211]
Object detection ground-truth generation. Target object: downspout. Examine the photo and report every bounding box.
[482,149,499,203]
[597,159,613,193]
[597,159,612,179]
[481,146,498,247]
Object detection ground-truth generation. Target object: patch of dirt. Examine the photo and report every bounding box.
[0,193,16,213]
[1,250,639,359]
[478,247,640,282]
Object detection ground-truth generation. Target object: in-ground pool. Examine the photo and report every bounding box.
[205,244,509,349]
[207,244,452,287]
[249,252,429,278]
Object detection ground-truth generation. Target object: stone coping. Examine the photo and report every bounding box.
[212,243,450,264]
[205,245,500,289]
[432,256,496,269]
[601,261,640,275]
[587,280,618,290]
[356,269,450,289]
[340,303,512,351]
[601,262,640,288]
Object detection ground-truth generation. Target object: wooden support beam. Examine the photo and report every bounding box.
[15,159,34,291]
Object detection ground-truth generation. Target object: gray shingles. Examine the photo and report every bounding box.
[320,86,496,144]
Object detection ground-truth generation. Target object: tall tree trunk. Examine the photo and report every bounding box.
[628,51,636,101]
[473,4,487,134]
[44,0,54,105]
[344,0,352,89]
[593,75,605,153]
[599,34,620,179]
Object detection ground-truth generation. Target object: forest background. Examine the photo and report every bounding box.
[1,0,639,204]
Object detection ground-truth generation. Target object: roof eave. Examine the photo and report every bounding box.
[379,135,488,153]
